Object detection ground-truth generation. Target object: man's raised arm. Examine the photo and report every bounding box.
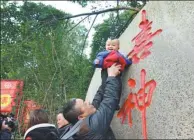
[88,64,122,134]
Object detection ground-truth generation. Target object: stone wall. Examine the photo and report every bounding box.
[86,1,194,139]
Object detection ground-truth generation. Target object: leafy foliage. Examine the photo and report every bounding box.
[1,1,93,124]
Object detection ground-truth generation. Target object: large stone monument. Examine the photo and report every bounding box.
[86,1,194,139]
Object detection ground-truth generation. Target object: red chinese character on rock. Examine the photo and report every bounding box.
[117,69,156,139]
[127,10,162,64]
[117,92,135,127]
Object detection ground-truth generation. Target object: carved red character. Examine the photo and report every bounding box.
[127,10,162,64]
[117,92,135,127]
[117,69,156,139]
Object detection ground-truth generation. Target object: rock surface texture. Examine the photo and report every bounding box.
[86,1,194,139]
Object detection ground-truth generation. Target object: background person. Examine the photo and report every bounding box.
[56,112,72,138]
[24,109,59,140]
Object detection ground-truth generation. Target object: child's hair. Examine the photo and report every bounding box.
[106,38,112,44]
[111,39,120,50]
[111,39,120,46]
[28,109,49,128]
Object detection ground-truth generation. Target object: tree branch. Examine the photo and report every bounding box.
[43,69,57,105]
[66,15,90,34]
[80,14,98,58]
[79,14,98,94]
[61,7,139,20]
[116,0,120,25]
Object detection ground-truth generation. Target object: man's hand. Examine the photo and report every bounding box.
[94,59,100,64]
[107,63,121,77]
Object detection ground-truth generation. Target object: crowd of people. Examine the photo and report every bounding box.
[0,113,16,140]
[0,38,132,140]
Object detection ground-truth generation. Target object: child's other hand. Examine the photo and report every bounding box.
[128,54,132,59]
[95,59,100,64]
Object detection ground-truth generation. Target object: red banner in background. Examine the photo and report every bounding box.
[1,80,24,118]
[1,80,42,134]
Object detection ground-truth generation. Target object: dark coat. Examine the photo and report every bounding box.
[0,118,12,140]
[0,129,11,140]
[24,123,59,140]
[58,124,72,138]
[74,77,121,140]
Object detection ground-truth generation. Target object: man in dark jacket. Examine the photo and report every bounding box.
[63,63,121,139]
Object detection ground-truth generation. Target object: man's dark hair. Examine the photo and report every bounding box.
[63,98,82,124]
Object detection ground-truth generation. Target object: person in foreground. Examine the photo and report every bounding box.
[63,63,121,139]
[24,109,59,140]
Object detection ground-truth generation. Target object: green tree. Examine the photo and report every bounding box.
[1,1,93,126]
